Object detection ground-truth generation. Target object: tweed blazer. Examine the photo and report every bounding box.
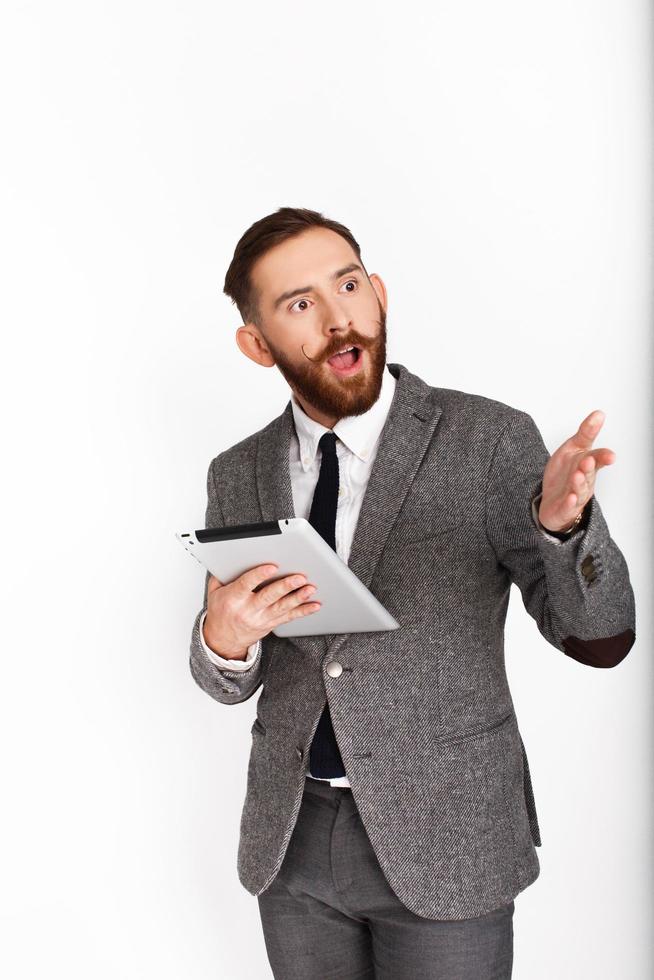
[188,362,636,920]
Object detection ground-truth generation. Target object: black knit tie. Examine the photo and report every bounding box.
[307,432,346,778]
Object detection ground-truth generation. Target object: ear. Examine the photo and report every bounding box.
[368,273,387,314]
[235,324,275,367]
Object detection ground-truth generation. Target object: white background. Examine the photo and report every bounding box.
[1,1,651,977]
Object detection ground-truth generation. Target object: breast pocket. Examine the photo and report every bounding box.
[398,519,468,547]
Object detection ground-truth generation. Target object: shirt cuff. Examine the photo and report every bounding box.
[199,611,261,671]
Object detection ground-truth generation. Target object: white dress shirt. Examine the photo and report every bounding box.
[200,366,584,786]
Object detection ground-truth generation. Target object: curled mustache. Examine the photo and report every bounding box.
[301,344,323,363]
[301,326,378,363]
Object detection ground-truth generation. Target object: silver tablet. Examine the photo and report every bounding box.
[176,517,400,637]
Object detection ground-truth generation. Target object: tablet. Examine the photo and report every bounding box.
[176,517,400,637]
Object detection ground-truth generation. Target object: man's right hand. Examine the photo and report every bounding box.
[202,564,321,660]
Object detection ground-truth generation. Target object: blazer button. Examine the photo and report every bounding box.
[296,746,303,760]
[326,661,343,678]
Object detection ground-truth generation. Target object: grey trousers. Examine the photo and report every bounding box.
[257,777,514,979]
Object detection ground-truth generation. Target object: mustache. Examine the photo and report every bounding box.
[300,344,323,364]
[301,321,382,363]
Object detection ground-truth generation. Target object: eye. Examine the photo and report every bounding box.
[288,279,358,314]
[289,298,312,313]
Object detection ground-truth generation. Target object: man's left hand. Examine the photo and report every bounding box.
[538,410,616,533]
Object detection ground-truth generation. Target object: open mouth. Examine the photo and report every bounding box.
[326,345,363,376]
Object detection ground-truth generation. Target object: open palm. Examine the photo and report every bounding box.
[538,410,616,533]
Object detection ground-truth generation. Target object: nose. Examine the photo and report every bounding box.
[320,296,352,337]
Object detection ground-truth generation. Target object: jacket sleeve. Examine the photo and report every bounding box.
[188,457,265,704]
[484,409,636,668]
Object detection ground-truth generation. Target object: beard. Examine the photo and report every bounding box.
[264,301,388,422]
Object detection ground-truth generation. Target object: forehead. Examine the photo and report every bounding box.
[252,227,358,303]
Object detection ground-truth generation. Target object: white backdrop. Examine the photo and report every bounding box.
[1,2,651,977]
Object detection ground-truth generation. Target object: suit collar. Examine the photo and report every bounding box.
[255,362,443,662]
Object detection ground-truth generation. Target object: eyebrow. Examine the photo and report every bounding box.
[272,263,364,311]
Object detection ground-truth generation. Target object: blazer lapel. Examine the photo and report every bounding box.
[323,363,443,660]
[255,406,296,525]
[344,364,442,588]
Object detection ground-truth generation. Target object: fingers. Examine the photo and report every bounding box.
[268,599,322,630]
[571,409,605,450]
[243,567,322,628]
[235,563,280,594]
[567,447,615,506]
[265,582,319,620]
[207,574,223,594]
[589,447,616,468]
[253,572,311,609]
[572,448,614,488]
[570,460,595,496]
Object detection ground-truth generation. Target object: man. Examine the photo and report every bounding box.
[188,207,636,979]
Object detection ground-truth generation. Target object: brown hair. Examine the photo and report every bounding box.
[223,206,366,327]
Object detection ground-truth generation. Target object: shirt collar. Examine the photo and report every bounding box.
[290,364,397,472]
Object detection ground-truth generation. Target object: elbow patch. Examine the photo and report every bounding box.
[562,628,636,669]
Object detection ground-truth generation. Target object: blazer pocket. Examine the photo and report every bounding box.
[436,710,515,745]
[393,518,468,548]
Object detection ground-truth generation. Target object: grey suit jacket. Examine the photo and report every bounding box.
[188,362,636,919]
